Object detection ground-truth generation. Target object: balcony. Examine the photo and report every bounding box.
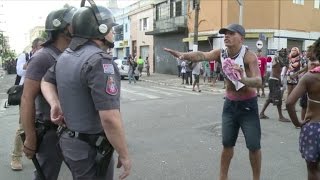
[146,16,187,35]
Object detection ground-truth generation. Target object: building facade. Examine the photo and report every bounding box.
[186,0,320,57]
[146,0,188,74]
[114,0,155,73]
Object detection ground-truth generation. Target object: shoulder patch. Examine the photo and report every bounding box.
[103,64,115,74]
[106,76,118,95]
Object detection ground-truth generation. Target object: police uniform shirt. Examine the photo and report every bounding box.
[25,44,61,121]
[43,43,120,111]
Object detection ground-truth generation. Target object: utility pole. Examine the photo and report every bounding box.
[193,0,200,52]
[236,0,243,25]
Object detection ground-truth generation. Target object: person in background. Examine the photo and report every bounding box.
[286,38,320,180]
[128,55,137,84]
[137,56,144,77]
[256,49,267,98]
[10,37,45,171]
[259,48,290,122]
[181,60,187,84]
[185,61,193,85]
[202,61,211,83]
[145,56,150,76]
[177,58,182,77]
[284,47,301,110]
[192,62,202,92]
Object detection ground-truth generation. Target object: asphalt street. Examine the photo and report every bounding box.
[0,72,307,180]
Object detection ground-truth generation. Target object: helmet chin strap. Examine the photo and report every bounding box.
[101,38,114,49]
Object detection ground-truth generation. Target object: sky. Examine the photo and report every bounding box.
[0,0,138,53]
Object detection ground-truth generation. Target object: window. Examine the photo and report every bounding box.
[315,0,320,8]
[190,0,195,10]
[156,4,161,20]
[156,2,168,21]
[170,0,182,18]
[176,1,182,16]
[125,24,128,33]
[293,0,304,5]
[139,18,149,31]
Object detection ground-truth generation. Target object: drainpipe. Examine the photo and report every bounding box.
[236,0,243,25]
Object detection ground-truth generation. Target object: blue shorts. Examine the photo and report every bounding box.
[299,122,320,162]
[222,97,261,151]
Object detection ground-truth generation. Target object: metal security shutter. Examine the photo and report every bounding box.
[287,39,303,51]
[244,38,267,56]
[198,41,212,51]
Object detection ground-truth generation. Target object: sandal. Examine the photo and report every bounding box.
[259,114,269,119]
[279,117,291,122]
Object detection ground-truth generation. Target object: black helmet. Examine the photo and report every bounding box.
[45,7,77,32]
[72,4,118,39]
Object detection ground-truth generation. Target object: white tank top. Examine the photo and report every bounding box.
[220,45,247,91]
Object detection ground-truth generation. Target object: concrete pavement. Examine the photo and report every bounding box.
[139,72,226,93]
[0,71,306,180]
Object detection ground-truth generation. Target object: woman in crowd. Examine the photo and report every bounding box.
[286,38,320,180]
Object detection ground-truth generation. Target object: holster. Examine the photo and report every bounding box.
[20,120,58,152]
[62,129,114,177]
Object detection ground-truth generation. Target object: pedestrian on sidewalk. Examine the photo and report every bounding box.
[185,62,193,85]
[181,60,186,84]
[145,56,150,76]
[10,37,45,171]
[289,45,313,122]
[256,49,267,98]
[211,60,220,87]
[128,55,137,84]
[177,58,182,77]
[283,47,301,110]
[202,61,211,83]
[137,56,144,77]
[192,62,202,92]
[164,23,263,180]
[259,48,290,122]
[286,37,320,180]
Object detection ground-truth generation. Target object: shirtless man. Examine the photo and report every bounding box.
[286,38,320,180]
[164,23,262,180]
[259,48,290,122]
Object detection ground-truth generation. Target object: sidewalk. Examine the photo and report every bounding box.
[139,73,226,93]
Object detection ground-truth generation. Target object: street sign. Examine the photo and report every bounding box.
[256,40,263,49]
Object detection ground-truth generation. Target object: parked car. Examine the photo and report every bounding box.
[114,59,139,80]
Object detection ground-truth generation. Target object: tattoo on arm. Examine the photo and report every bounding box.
[185,52,207,62]
[195,52,207,61]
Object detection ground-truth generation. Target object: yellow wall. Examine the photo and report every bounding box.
[188,0,320,33]
[187,0,221,33]
[279,0,319,32]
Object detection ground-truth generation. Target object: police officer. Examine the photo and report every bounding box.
[41,3,131,180]
[21,7,76,180]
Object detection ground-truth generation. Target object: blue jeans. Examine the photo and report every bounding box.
[222,97,261,151]
[128,71,136,83]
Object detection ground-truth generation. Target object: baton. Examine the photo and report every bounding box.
[20,132,46,180]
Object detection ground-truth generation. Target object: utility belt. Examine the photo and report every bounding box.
[57,127,114,177]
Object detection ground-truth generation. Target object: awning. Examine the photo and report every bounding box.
[245,32,274,39]
[145,27,186,35]
[182,36,211,42]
